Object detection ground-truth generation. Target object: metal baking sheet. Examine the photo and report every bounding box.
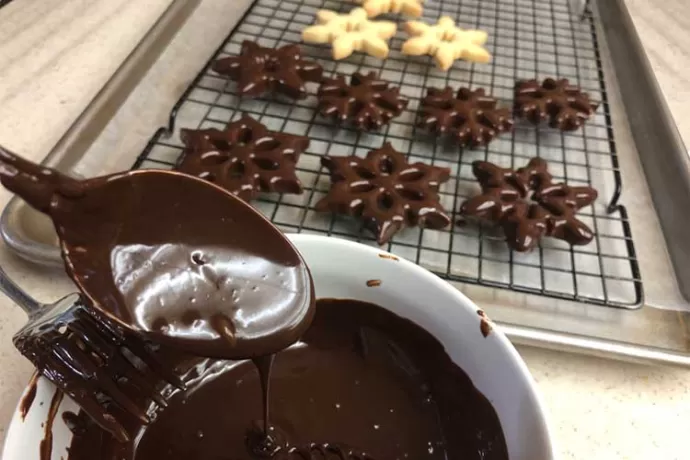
[2,0,689,366]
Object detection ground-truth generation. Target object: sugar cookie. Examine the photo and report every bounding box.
[402,16,490,70]
[353,0,424,18]
[302,8,397,60]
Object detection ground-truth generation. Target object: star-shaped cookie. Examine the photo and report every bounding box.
[460,158,598,251]
[302,8,397,60]
[353,0,424,18]
[176,113,307,201]
[514,78,599,131]
[316,142,451,244]
[211,41,322,99]
[402,16,490,70]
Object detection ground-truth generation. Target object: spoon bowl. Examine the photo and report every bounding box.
[0,146,315,360]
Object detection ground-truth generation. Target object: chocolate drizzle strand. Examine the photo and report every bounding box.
[418,87,513,147]
[316,142,451,244]
[176,113,308,201]
[212,41,323,99]
[460,157,598,251]
[65,299,508,460]
[514,78,599,131]
[317,72,408,130]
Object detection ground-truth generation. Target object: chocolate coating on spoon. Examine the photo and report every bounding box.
[0,149,314,359]
[64,299,508,460]
[60,171,315,359]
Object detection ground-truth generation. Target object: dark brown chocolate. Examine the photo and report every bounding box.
[65,299,508,460]
[212,41,323,99]
[419,87,513,147]
[460,157,598,251]
[316,142,451,245]
[317,72,408,131]
[19,374,38,421]
[514,78,599,131]
[177,113,307,201]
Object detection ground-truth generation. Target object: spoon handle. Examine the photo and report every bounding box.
[0,145,84,214]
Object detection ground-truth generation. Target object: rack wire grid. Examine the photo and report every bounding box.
[134,0,643,308]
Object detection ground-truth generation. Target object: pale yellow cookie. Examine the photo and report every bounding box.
[302,8,397,60]
[402,16,491,70]
[352,0,424,18]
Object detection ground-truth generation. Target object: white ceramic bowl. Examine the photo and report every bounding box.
[3,234,554,460]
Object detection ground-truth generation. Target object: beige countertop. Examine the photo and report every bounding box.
[0,0,689,459]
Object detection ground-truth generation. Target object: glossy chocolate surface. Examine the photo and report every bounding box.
[58,171,314,359]
[317,72,408,131]
[177,113,307,202]
[418,87,513,148]
[0,150,314,359]
[316,142,451,245]
[65,299,508,460]
[514,78,599,131]
[212,41,323,99]
[460,157,598,251]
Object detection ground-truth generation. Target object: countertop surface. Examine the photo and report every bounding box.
[0,0,689,459]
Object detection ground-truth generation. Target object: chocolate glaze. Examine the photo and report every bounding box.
[176,113,308,201]
[514,78,599,131]
[212,41,323,99]
[317,72,408,131]
[460,157,598,251]
[316,142,451,245]
[65,299,508,460]
[419,87,513,148]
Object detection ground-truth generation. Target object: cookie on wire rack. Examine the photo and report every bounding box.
[176,113,308,201]
[514,78,599,131]
[459,157,598,251]
[418,86,513,148]
[317,72,408,131]
[316,142,451,245]
[212,41,322,99]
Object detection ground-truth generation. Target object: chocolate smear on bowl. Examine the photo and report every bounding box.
[65,299,508,460]
[19,373,39,420]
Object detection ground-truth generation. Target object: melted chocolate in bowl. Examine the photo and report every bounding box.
[65,299,508,460]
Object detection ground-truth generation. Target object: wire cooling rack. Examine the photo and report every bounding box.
[134,0,643,308]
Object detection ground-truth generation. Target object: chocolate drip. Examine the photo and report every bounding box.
[65,299,507,460]
[253,354,276,435]
[39,389,63,460]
